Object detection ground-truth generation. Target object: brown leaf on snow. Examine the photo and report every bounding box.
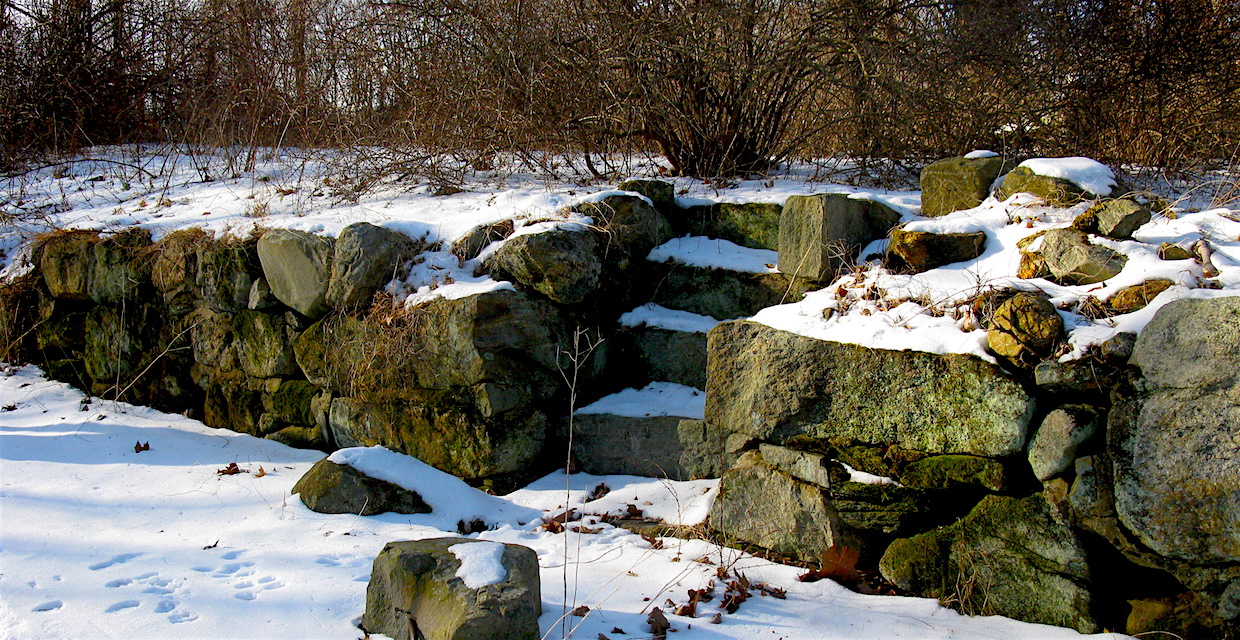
[216,462,246,476]
[133,441,150,453]
[798,544,861,583]
[647,607,670,639]
[571,605,590,617]
[254,466,267,478]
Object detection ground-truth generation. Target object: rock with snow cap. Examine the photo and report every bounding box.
[363,537,541,640]
[919,154,1006,217]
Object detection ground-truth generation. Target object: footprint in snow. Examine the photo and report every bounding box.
[89,552,142,571]
[32,600,62,612]
[105,600,140,613]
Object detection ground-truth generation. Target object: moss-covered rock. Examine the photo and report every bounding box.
[1028,405,1101,481]
[678,419,744,479]
[1109,279,1173,314]
[363,538,541,640]
[919,155,1005,217]
[643,262,814,320]
[887,228,987,273]
[234,311,298,378]
[196,239,261,313]
[38,231,99,300]
[900,455,1007,491]
[293,458,430,515]
[684,202,782,250]
[575,194,674,273]
[1074,197,1152,240]
[87,229,153,303]
[706,321,1036,457]
[451,220,514,262]
[611,325,708,389]
[486,228,602,304]
[326,388,549,480]
[986,291,1064,361]
[777,194,901,281]
[617,179,675,211]
[264,379,318,426]
[880,494,1098,633]
[267,425,328,450]
[998,166,1094,206]
[82,304,157,391]
[203,370,264,435]
[571,413,688,479]
[189,307,238,371]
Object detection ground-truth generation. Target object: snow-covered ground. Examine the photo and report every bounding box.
[0,366,1130,640]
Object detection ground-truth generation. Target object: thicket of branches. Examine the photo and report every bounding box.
[2,0,1238,176]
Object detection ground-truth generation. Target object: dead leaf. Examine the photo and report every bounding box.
[542,520,565,534]
[598,635,611,640]
[640,533,664,550]
[254,466,267,478]
[203,540,219,549]
[216,462,246,476]
[610,627,626,634]
[673,602,696,617]
[647,607,670,639]
[798,544,861,583]
[625,503,643,518]
[709,613,722,624]
[134,441,150,453]
[571,605,590,617]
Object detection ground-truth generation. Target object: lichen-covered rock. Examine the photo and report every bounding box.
[487,228,602,304]
[256,229,334,318]
[1109,279,1173,314]
[82,304,156,390]
[1036,228,1128,285]
[234,311,298,378]
[189,307,239,370]
[677,420,743,479]
[39,231,99,300]
[777,194,901,281]
[685,202,782,250]
[293,458,430,515]
[986,291,1063,360]
[1074,197,1152,240]
[709,450,852,562]
[887,228,987,273]
[706,321,1035,457]
[327,222,419,310]
[327,390,549,480]
[1158,242,1193,261]
[919,155,1005,217]
[571,413,688,479]
[1034,360,1110,396]
[196,239,261,313]
[1106,296,1240,574]
[643,263,814,320]
[151,229,206,295]
[880,494,1098,633]
[264,379,318,426]
[89,229,153,303]
[755,443,841,488]
[266,425,327,450]
[1028,405,1100,481]
[363,538,541,640]
[998,166,1095,206]
[617,179,675,211]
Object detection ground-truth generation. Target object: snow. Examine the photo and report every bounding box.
[618,303,720,333]
[1017,157,1117,196]
[647,236,778,273]
[449,541,507,588]
[0,366,1131,640]
[575,382,706,419]
[964,150,999,159]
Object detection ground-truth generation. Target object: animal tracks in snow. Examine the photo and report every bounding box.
[94,567,197,623]
[88,552,143,571]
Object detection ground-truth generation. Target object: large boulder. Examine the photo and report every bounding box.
[326,222,419,310]
[256,229,334,318]
[887,228,987,273]
[706,321,1036,457]
[486,228,602,304]
[778,194,901,281]
[233,311,299,378]
[293,458,430,515]
[363,538,541,640]
[617,179,675,211]
[880,494,1098,633]
[919,155,1005,217]
[1112,297,1240,566]
[709,450,852,561]
[1035,228,1127,285]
